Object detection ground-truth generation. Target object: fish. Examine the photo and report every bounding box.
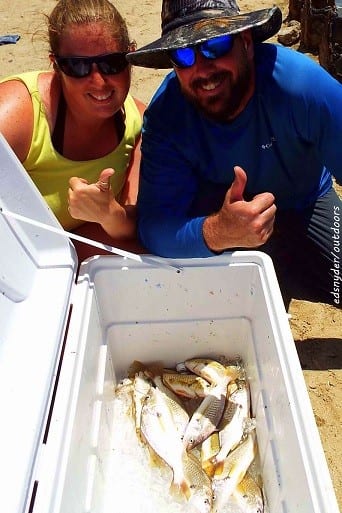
[181,451,214,513]
[200,431,221,477]
[162,372,212,399]
[182,378,228,451]
[212,431,257,512]
[149,373,189,439]
[214,379,251,464]
[232,472,264,513]
[132,372,152,438]
[114,377,135,418]
[184,357,240,385]
[140,384,191,497]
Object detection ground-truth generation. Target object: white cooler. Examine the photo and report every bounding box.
[0,133,339,513]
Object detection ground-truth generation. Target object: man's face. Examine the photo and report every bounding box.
[173,31,255,123]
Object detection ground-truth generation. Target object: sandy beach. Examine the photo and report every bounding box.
[0,0,341,508]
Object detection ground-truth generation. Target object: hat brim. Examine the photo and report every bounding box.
[127,7,282,69]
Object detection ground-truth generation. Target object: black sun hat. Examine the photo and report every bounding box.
[127,0,282,69]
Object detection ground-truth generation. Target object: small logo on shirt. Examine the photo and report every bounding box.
[261,137,276,150]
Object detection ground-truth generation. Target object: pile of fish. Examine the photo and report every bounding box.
[114,356,264,513]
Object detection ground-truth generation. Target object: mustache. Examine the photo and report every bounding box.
[190,71,230,90]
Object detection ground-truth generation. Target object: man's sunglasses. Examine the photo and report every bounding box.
[169,34,235,69]
[54,52,129,78]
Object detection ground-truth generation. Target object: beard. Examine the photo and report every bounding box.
[180,53,253,124]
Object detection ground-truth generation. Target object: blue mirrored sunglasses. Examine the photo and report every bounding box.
[54,52,128,78]
[168,34,235,69]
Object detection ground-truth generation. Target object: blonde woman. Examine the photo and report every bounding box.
[0,0,145,259]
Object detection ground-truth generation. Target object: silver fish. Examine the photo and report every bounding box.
[184,357,240,385]
[132,372,152,438]
[182,378,228,451]
[182,452,213,513]
[213,431,257,512]
[140,385,191,497]
[214,379,251,465]
[150,374,189,439]
[162,372,212,399]
[200,431,220,477]
[233,472,264,513]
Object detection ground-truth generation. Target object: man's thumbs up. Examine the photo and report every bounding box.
[227,166,247,203]
[203,165,276,251]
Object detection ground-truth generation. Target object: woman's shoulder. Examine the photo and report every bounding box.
[0,71,54,103]
[0,71,55,162]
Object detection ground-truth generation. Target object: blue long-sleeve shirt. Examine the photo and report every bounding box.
[137,43,342,257]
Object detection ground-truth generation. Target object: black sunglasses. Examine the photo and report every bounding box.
[169,34,235,69]
[54,52,129,78]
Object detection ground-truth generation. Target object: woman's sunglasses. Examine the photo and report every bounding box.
[54,52,129,78]
[169,34,235,69]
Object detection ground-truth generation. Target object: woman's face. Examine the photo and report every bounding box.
[54,22,131,121]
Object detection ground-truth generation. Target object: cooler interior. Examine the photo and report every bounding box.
[32,253,339,513]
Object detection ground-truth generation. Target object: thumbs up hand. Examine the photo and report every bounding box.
[68,168,116,223]
[203,166,276,251]
[68,168,135,238]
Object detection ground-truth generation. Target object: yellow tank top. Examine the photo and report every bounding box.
[1,71,142,229]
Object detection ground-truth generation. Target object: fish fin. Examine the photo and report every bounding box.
[214,460,225,476]
[201,459,216,478]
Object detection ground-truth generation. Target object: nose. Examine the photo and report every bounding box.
[87,63,107,82]
[192,50,216,72]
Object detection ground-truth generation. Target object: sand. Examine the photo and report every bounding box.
[0,0,341,508]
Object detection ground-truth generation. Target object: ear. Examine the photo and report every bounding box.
[49,53,58,71]
[241,30,254,59]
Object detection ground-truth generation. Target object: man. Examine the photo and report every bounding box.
[127,0,342,306]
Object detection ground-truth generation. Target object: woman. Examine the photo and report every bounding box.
[0,0,145,260]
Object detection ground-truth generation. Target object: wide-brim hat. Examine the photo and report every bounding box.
[127,0,282,69]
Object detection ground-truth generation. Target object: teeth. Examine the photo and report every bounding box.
[91,92,112,100]
[201,78,222,91]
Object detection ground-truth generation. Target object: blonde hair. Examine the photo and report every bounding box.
[48,0,130,54]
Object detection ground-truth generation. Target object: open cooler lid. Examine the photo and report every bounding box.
[0,134,77,513]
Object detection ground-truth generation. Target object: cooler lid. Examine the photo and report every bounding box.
[0,134,77,513]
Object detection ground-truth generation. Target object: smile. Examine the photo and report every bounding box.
[89,91,113,101]
[195,73,227,93]
[201,80,221,91]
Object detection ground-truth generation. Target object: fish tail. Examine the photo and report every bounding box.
[169,477,191,500]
